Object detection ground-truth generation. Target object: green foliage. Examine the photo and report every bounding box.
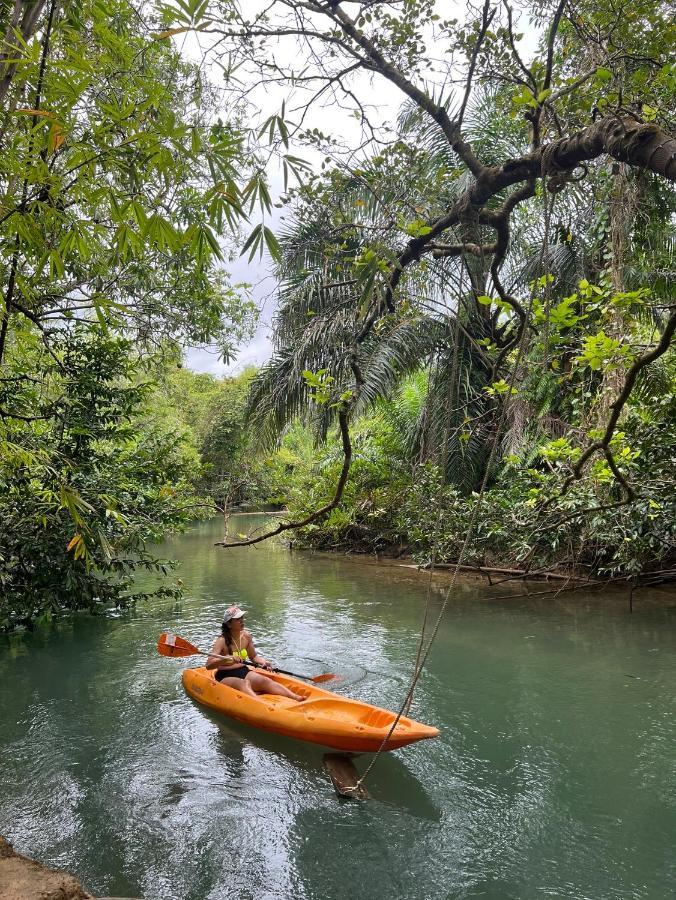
[280,411,413,554]
[403,403,675,577]
[258,339,675,578]
[279,395,675,577]
[0,327,207,631]
[154,364,300,507]
[241,223,282,263]
[238,62,673,576]
[576,331,634,372]
[0,0,269,631]
[0,0,256,362]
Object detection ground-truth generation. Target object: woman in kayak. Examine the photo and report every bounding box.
[206,606,304,702]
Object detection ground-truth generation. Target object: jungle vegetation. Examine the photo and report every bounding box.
[1,0,674,629]
[0,0,262,628]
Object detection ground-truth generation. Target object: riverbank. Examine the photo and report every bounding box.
[286,544,676,608]
[226,509,676,592]
[0,836,91,900]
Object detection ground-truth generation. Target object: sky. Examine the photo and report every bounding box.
[184,232,279,376]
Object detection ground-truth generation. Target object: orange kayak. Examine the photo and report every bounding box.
[182,666,439,753]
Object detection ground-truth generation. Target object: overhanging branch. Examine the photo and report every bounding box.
[215,405,352,548]
[535,116,676,183]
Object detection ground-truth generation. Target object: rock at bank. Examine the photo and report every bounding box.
[0,836,92,900]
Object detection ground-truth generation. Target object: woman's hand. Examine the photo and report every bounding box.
[257,658,273,671]
[206,653,235,669]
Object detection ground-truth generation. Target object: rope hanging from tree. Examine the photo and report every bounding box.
[404,258,466,716]
[348,189,558,797]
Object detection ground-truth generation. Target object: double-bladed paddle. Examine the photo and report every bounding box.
[157,631,339,684]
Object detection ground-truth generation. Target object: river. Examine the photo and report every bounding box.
[1,515,674,899]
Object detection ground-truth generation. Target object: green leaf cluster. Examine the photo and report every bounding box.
[0,327,208,631]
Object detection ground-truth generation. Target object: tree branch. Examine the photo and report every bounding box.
[558,309,676,498]
[323,2,485,176]
[458,0,496,127]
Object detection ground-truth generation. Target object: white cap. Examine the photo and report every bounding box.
[223,606,246,623]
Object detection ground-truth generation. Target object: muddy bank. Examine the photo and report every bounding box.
[0,837,92,900]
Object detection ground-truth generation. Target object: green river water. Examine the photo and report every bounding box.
[1,515,675,900]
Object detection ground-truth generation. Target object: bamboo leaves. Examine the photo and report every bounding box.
[1,0,256,362]
[241,223,281,263]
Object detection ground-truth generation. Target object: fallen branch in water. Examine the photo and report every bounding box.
[479,580,612,602]
[413,561,602,584]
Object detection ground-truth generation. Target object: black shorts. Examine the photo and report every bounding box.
[214,666,249,682]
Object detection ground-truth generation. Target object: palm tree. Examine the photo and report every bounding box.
[247,86,675,491]
[245,89,523,490]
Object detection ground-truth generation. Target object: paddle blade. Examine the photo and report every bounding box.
[158,632,200,658]
[311,673,340,684]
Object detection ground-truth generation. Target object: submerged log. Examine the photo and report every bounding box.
[415,562,600,583]
[323,753,370,800]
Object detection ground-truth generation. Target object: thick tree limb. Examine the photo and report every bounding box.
[431,241,498,258]
[377,117,674,324]
[534,116,676,183]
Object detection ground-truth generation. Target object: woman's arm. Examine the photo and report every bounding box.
[247,634,272,670]
[205,637,234,670]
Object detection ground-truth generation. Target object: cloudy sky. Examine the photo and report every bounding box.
[183,232,280,376]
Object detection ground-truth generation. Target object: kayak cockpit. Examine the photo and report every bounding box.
[284,697,431,737]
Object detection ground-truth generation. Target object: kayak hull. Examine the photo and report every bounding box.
[182,666,439,753]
